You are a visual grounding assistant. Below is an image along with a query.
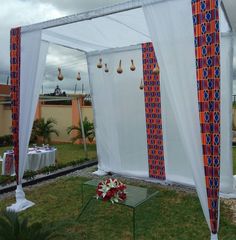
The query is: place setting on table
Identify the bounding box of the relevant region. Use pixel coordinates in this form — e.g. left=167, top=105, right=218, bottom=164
left=1, top=144, right=57, bottom=176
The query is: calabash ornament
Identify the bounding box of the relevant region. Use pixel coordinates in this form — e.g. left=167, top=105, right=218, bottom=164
left=130, top=59, right=136, bottom=71
left=139, top=78, right=144, bottom=90
left=153, top=64, right=160, bottom=75
left=97, top=58, right=103, bottom=68
left=117, top=60, right=123, bottom=74
left=104, top=64, right=109, bottom=73
left=77, top=72, right=81, bottom=81
left=57, top=67, right=64, bottom=81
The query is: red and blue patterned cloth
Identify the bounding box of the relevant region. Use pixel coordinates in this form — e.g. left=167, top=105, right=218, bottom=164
left=142, top=42, right=166, bottom=180
left=191, top=0, right=220, bottom=234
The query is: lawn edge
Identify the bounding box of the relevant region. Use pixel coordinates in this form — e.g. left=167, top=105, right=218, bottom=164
left=0, top=159, right=98, bottom=194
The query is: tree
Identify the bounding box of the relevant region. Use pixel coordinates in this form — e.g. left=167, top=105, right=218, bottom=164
left=67, top=117, right=95, bottom=143
left=32, top=118, right=59, bottom=144
left=0, top=210, right=55, bottom=240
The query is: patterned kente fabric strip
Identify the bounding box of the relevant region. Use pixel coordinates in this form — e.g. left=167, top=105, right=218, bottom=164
left=142, top=42, right=165, bottom=180
left=10, top=27, right=21, bottom=184
left=191, top=0, right=220, bottom=234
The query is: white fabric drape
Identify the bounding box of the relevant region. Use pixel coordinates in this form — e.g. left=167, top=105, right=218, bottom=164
left=19, top=31, right=48, bottom=183
left=220, top=34, right=234, bottom=193
left=7, top=30, right=48, bottom=212
left=143, top=0, right=211, bottom=233
left=87, top=46, right=149, bottom=177
left=38, top=0, right=234, bottom=194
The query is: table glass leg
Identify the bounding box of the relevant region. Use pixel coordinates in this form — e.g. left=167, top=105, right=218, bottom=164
left=133, top=208, right=136, bottom=240
left=81, top=184, right=84, bottom=207
left=77, top=197, right=93, bottom=221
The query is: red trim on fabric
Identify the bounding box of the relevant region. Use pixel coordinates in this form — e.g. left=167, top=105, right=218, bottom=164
left=10, top=27, right=21, bottom=184
left=142, top=42, right=166, bottom=180
left=191, top=0, right=220, bottom=234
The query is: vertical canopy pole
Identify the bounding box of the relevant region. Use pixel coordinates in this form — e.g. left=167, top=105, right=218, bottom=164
left=77, top=97, right=88, bottom=159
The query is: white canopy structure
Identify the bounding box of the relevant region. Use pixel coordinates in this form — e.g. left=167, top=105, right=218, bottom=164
left=8, top=0, right=235, bottom=239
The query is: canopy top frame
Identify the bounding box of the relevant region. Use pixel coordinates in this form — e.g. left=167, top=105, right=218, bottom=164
left=20, top=0, right=232, bottom=34
left=21, top=0, right=146, bottom=33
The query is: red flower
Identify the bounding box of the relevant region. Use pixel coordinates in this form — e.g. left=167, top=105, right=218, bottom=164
left=96, top=179, right=127, bottom=203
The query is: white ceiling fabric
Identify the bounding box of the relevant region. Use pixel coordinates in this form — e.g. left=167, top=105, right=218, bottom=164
left=39, top=2, right=231, bottom=53
left=42, top=8, right=151, bottom=52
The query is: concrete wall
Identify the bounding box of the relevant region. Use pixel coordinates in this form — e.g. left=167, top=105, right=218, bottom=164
left=41, top=105, right=72, bottom=143
left=0, top=102, right=94, bottom=143
left=0, top=86, right=94, bottom=142
left=82, top=107, right=93, bottom=122
left=0, top=105, right=11, bottom=136
left=41, top=104, right=94, bottom=143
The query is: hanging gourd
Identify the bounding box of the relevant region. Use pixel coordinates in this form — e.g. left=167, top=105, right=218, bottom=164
left=130, top=59, right=136, bottom=71
left=97, top=58, right=103, bottom=68
left=153, top=64, right=160, bottom=75
left=57, top=67, right=64, bottom=81
left=77, top=72, right=81, bottom=81
left=104, top=63, right=109, bottom=73
left=139, top=78, right=144, bottom=90
left=117, top=60, right=123, bottom=74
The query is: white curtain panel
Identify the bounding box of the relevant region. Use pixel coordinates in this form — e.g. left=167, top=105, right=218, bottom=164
left=220, top=34, right=234, bottom=193
left=19, top=31, right=48, bottom=183
left=87, top=46, right=149, bottom=177
left=143, top=0, right=211, bottom=234
left=87, top=53, right=120, bottom=172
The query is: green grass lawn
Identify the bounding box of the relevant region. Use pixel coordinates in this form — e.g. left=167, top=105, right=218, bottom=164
left=54, top=143, right=97, bottom=164
left=0, top=176, right=235, bottom=239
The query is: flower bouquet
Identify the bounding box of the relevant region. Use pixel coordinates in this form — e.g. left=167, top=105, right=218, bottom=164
left=96, top=178, right=127, bottom=203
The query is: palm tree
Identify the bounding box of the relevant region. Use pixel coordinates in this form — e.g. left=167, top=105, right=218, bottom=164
left=0, top=210, right=55, bottom=240
left=67, top=117, right=95, bottom=143
left=32, top=118, right=59, bottom=144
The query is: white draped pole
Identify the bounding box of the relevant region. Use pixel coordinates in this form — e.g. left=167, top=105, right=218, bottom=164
left=77, top=97, right=88, bottom=159
left=220, top=33, right=234, bottom=194
left=7, top=29, right=48, bottom=212
left=143, top=0, right=222, bottom=238
left=211, top=233, right=218, bottom=240
left=142, top=0, right=212, bottom=238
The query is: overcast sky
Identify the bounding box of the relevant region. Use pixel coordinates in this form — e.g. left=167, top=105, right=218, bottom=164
left=0, top=0, right=125, bottom=94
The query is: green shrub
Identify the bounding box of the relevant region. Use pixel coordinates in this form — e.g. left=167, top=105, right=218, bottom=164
left=0, top=175, right=15, bottom=186
left=0, top=158, right=89, bottom=185
left=23, top=170, right=37, bottom=181
left=0, top=210, right=56, bottom=240
left=0, top=135, right=13, bottom=147
left=31, top=118, right=59, bottom=144
left=67, top=117, right=95, bottom=143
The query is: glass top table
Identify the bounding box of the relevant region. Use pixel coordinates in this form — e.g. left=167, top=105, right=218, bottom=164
left=83, top=179, right=159, bottom=208
left=79, top=179, right=159, bottom=239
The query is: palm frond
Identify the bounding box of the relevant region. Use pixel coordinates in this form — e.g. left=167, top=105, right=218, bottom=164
left=31, top=117, right=59, bottom=144
left=0, top=210, right=55, bottom=240
left=67, top=117, right=95, bottom=142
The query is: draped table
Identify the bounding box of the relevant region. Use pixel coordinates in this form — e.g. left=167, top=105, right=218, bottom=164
left=1, top=147, right=57, bottom=175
